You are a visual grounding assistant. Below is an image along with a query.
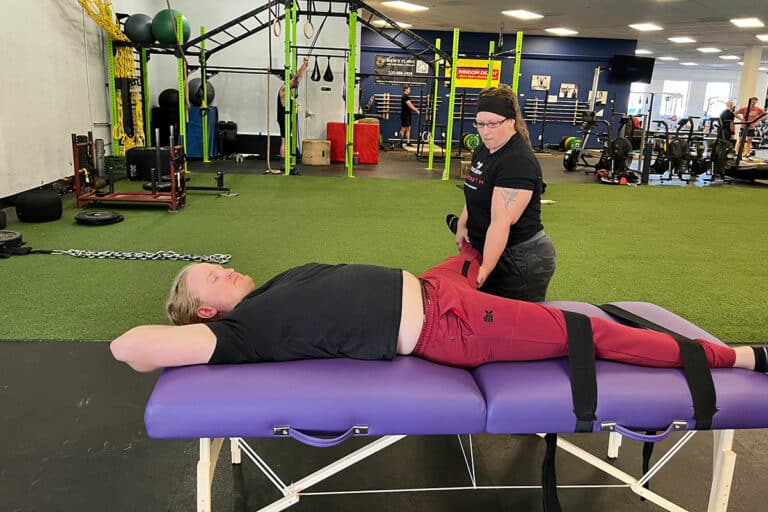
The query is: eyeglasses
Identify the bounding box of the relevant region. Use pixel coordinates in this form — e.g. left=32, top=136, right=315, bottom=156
left=473, top=119, right=508, bottom=129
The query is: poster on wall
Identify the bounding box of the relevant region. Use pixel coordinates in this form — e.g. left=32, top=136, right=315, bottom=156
left=558, top=83, right=579, bottom=99
left=531, top=75, right=551, bottom=91
left=444, top=59, right=502, bottom=89
left=588, top=90, right=608, bottom=105
left=374, top=55, right=431, bottom=85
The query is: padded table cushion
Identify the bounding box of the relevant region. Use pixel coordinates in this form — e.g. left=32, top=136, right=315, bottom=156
left=475, top=301, right=768, bottom=433
left=145, top=356, right=486, bottom=439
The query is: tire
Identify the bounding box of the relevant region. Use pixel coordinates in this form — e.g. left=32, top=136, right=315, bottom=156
left=0, top=230, right=23, bottom=249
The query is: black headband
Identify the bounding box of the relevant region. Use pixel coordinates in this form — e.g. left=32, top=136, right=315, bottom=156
left=477, top=95, right=516, bottom=119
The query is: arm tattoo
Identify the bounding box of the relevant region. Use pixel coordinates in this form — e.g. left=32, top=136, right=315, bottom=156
left=502, top=190, right=520, bottom=209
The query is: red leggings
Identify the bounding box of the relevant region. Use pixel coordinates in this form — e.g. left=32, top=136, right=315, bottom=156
left=413, top=244, right=736, bottom=369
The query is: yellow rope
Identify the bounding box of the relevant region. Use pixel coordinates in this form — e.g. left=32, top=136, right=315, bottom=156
left=79, top=0, right=146, bottom=151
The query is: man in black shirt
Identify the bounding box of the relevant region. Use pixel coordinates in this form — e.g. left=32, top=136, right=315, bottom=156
left=399, top=85, right=419, bottom=147
left=111, top=246, right=766, bottom=376
left=719, top=100, right=735, bottom=141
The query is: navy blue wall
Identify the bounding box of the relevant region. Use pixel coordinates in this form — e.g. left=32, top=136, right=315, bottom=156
left=360, top=29, right=637, bottom=147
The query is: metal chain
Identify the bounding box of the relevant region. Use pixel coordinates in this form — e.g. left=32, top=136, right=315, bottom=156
left=49, top=249, right=231, bottom=264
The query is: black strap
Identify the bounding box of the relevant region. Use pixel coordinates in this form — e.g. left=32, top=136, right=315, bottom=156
left=597, top=304, right=718, bottom=430
left=461, top=260, right=471, bottom=278
left=541, top=433, right=562, bottom=512
left=562, top=311, right=598, bottom=433
left=640, top=435, right=656, bottom=500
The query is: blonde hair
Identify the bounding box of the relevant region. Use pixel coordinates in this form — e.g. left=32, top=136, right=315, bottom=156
left=165, top=263, right=203, bottom=325
left=478, top=84, right=531, bottom=145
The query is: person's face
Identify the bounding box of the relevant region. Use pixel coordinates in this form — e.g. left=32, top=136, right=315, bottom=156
left=186, top=263, right=256, bottom=320
left=404, top=87, right=411, bottom=95
left=475, top=111, right=515, bottom=151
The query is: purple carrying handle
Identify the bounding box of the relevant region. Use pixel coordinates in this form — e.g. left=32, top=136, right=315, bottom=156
left=601, top=420, right=689, bottom=442
left=273, top=425, right=368, bottom=447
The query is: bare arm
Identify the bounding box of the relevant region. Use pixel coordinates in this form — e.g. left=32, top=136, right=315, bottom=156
left=291, top=57, right=310, bottom=87
left=455, top=204, right=469, bottom=249
left=110, top=323, right=217, bottom=372
left=406, top=99, right=419, bottom=114
left=479, top=186, right=533, bottom=285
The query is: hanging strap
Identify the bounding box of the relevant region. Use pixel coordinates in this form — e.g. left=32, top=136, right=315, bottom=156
left=541, top=433, right=562, bottom=512
left=597, top=303, right=718, bottom=430
left=562, top=310, right=598, bottom=432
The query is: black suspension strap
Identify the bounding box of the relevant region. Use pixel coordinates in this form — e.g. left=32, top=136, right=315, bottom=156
left=597, top=303, right=718, bottom=430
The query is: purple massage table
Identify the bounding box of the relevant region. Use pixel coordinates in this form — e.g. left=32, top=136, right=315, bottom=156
left=144, top=302, right=768, bottom=512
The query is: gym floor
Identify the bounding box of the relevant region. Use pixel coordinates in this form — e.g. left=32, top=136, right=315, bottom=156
left=2, top=148, right=766, bottom=512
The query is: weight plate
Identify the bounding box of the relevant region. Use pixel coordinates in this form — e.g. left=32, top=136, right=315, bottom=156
left=0, top=230, right=23, bottom=248
left=75, top=211, right=125, bottom=226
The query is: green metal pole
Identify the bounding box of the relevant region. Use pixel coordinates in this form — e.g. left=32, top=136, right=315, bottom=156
left=107, top=38, right=119, bottom=154
left=427, top=38, right=441, bottom=171
left=512, top=31, right=524, bottom=93
left=290, top=2, right=299, bottom=169
left=442, top=28, right=460, bottom=180
left=176, top=12, right=187, bottom=170
left=141, top=48, right=151, bottom=147
left=486, top=41, right=495, bottom=88
left=283, top=0, right=293, bottom=174
left=200, top=26, right=209, bottom=163
left=346, top=8, right=357, bottom=178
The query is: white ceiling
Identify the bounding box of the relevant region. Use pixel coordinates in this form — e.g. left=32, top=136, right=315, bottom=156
left=370, top=0, right=768, bottom=72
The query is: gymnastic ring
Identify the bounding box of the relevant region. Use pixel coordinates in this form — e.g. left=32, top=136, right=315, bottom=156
left=303, top=20, right=315, bottom=39
left=272, top=19, right=282, bottom=37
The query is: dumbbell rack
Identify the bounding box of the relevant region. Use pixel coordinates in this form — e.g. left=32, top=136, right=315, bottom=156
left=72, top=132, right=187, bottom=211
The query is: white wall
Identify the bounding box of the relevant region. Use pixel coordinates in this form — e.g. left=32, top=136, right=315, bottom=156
left=139, top=1, right=357, bottom=138
left=0, top=1, right=113, bottom=198
left=0, top=1, right=356, bottom=199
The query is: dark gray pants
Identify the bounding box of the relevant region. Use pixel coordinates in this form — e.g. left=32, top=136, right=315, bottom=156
left=479, top=230, right=556, bottom=302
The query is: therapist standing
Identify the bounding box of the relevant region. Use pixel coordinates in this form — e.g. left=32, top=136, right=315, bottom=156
left=449, top=84, right=556, bottom=302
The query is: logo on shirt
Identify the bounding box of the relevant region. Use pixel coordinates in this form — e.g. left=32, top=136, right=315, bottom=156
left=484, top=310, right=494, bottom=323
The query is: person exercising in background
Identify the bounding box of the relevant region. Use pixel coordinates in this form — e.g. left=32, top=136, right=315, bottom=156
left=272, top=57, right=309, bottom=173
left=399, top=85, right=420, bottom=147
left=719, top=100, right=735, bottom=141
left=735, top=97, right=766, bottom=158
left=110, top=243, right=767, bottom=378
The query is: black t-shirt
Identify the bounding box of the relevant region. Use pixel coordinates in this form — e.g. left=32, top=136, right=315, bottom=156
left=720, top=108, right=735, bottom=136
left=207, top=263, right=402, bottom=364
left=401, top=94, right=411, bottom=120
left=465, top=132, right=543, bottom=248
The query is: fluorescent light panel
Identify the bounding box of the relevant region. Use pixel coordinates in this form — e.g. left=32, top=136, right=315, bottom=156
left=757, top=34, right=768, bottom=41
left=681, top=62, right=698, bottom=66
left=501, top=9, right=542, bottom=20
left=759, top=67, right=768, bottom=71
left=668, top=36, right=695, bottom=43
left=635, top=49, right=653, bottom=55
left=719, top=55, right=740, bottom=60
left=545, top=27, right=578, bottom=36
left=380, top=1, right=428, bottom=12
left=730, top=17, right=764, bottom=28
left=697, top=47, right=721, bottom=53
left=372, top=19, right=412, bottom=28
left=629, top=22, right=663, bottom=31
left=658, top=56, right=678, bottom=61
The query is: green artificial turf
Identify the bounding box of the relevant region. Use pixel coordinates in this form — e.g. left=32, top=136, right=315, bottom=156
left=1, top=174, right=767, bottom=342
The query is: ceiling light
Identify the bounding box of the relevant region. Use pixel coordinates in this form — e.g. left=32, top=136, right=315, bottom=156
left=545, top=27, right=578, bottom=36
left=501, top=9, right=543, bottom=20
left=681, top=62, right=698, bottom=66
left=738, top=62, right=744, bottom=66
left=730, top=17, right=764, bottom=28
left=635, top=49, right=653, bottom=55
left=759, top=67, right=768, bottom=71
left=719, top=55, right=740, bottom=60
left=668, top=36, right=695, bottom=43
left=697, top=47, right=721, bottom=53
left=757, top=34, right=768, bottom=41
left=658, top=56, right=678, bottom=61
left=380, top=1, right=428, bottom=12
left=371, top=19, right=412, bottom=28
left=629, top=23, right=663, bottom=31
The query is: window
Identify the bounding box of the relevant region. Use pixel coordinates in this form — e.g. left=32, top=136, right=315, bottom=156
left=702, top=82, right=732, bottom=118
left=627, top=83, right=650, bottom=115
left=660, top=80, right=689, bottom=120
